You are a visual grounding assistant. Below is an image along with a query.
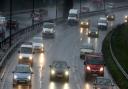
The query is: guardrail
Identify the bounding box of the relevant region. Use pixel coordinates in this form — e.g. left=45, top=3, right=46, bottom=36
left=0, top=17, right=63, bottom=80
left=109, top=27, right=128, bottom=80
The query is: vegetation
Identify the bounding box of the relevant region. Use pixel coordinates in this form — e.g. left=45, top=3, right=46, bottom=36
left=102, top=26, right=128, bottom=89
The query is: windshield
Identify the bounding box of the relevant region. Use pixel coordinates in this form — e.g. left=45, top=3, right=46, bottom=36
left=21, top=47, right=32, bottom=54
left=53, top=61, right=67, bottom=69
left=33, top=38, right=42, bottom=43
left=15, top=66, right=31, bottom=73
left=69, top=14, right=77, bottom=17
left=87, top=57, right=104, bottom=64
left=43, top=23, right=54, bottom=28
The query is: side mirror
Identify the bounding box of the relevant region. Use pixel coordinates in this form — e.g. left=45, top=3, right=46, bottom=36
left=49, top=65, right=52, bottom=67
left=33, top=52, right=35, bottom=54
left=67, top=66, right=70, bottom=69
left=12, top=71, right=15, bottom=73
left=18, top=50, right=20, bottom=53
left=84, top=61, right=86, bottom=65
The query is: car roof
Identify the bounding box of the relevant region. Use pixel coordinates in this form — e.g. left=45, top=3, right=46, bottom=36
left=69, top=9, right=78, bottom=14
left=81, top=43, right=93, bottom=49
left=90, top=28, right=98, bottom=31
left=21, top=42, right=33, bottom=48
left=16, top=64, right=30, bottom=67
left=43, top=22, right=54, bottom=25
left=95, top=77, right=112, bottom=85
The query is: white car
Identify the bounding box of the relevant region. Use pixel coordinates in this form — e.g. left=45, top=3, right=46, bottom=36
left=32, top=37, right=44, bottom=52
left=18, top=42, right=34, bottom=66
left=80, top=43, right=94, bottom=59
left=97, top=17, right=108, bottom=30
left=42, top=22, right=55, bottom=38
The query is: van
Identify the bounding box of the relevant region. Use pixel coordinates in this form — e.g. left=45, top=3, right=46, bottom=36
left=68, top=9, right=79, bottom=25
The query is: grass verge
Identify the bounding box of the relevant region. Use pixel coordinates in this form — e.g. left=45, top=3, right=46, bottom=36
left=102, top=29, right=128, bottom=89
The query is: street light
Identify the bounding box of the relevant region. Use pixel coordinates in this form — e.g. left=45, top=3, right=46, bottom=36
left=9, top=0, right=12, bottom=47
left=56, top=0, right=58, bottom=20
left=32, top=0, right=35, bottom=30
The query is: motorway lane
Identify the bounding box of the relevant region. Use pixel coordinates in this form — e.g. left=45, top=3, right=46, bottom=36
left=2, top=6, right=128, bottom=89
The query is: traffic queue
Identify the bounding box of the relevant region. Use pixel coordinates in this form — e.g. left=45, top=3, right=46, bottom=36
left=11, top=8, right=121, bottom=89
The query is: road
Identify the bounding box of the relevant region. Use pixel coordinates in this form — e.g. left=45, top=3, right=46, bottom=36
left=1, top=8, right=128, bottom=89
left=1, top=1, right=128, bottom=89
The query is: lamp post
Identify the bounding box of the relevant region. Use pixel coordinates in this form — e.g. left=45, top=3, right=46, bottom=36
left=56, top=0, right=58, bottom=20
left=32, top=0, right=35, bottom=30
left=9, top=0, right=12, bottom=47
left=80, top=0, right=81, bottom=16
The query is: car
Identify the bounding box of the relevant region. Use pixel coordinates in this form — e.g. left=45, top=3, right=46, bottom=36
left=97, top=17, right=108, bottom=30
left=124, top=15, right=128, bottom=23
left=0, top=16, right=6, bottom=25
left=31, top=10, right=42, bottom=22
left=80, top=19, right=90, bottom=29
left=32, top=37, right=44, bottom=53
left=88, top=28, right=99, bottom=38
left=80, top=43, right=94, bottom=59
left=106, top=14, right=115, bottom=21
left=93, top=77, right=114, bottom=89
left=42, top=22, right=55, bottom=38
left=6, top=20, right=19, bottom=29
left=80, top=6, right=90, bottom=14
left=12, top=64, right=33, bottom=87
left=18, top=42, right=34, bottom=66
left=49, top=60, right=70, bottom=82
left=84, top=53, right=104, bottom=80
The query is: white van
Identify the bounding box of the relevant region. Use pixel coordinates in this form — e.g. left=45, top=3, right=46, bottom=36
left=68, top=9, right=79, bottom=25
left=18, top=42, right=34, bottom=66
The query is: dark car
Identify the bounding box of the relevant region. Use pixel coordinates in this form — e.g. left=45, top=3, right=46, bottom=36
left=6, top=20, right=19, bottom=29
left=12, top=64, right=33, bottom=87
left=49, top=60, right=70, bottom=82
left=88, top=28, right=99, bottom=38
left=84, top=53, right=104, bottom=80
left=106, top=14, right=115, bottom=21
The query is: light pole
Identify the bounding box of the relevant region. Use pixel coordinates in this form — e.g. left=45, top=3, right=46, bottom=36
left=32, top=0, right=35, bottom=30
left=80, top=0, right=81, bottom=16
left=9, top=0, right=12, bottom=47
left=56, top=0, right=58, bottom=20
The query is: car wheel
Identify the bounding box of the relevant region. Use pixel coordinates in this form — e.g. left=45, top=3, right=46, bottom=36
left=65, top=77, right=69, bottom=82
left=50, top=76, right=54, bottom=81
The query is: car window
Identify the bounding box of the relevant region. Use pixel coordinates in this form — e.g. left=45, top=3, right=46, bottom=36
left=87, top=57, right=103, bottom=64
left=33, top=38, right=42, bottom=43
left=15, top=66, right=31, bottom=73
left=21, top=47, right=32, bottom=54
left=43, top=23, right=54, bottom=28
left=53, top=61, right=67, bottom=68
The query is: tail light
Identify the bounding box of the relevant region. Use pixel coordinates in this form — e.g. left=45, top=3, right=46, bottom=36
left=86, top=65, right=91, bottom=71
left=100, top=67, right=104, bottom=72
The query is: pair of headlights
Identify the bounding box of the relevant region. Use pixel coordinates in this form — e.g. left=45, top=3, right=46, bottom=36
left=51, top=69, right=69, bottom=76
left=19, top=55, right=32, bottom=60
left=14, top=75, right=31, bottom=80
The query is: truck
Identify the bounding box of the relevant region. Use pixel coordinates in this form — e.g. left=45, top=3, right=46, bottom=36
left=84, top=53, right=104, bottom=80
left=67, top=9, right=79, bottom=25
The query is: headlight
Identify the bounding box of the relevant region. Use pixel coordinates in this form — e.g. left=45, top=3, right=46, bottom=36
left=51, top=69, right=55, bottom=75
left=125, top=20, right=127, bottom=22
left=87, top=66, right=91, bottom=71
left=14, top=75, right=17, bottom=79
left=96, top=32, right=98, bottom=34
left=29, top=56, right=32, bottom=60
left=100, top=67, right=104, bottom=72
left=88, top=31, right=91, bottom=34
left=86, top=22, right=88, bottom=25
left=42, top=44, right=44, bottom=47
left=125, top=16, right=128, bottom=18
left=65, top=70, right=69, bottom=76
left=81, top=22, right=83, bottom=24
left=19, top=55, right=22, bottom=59
left=27, top=76, right=31, bottom=80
